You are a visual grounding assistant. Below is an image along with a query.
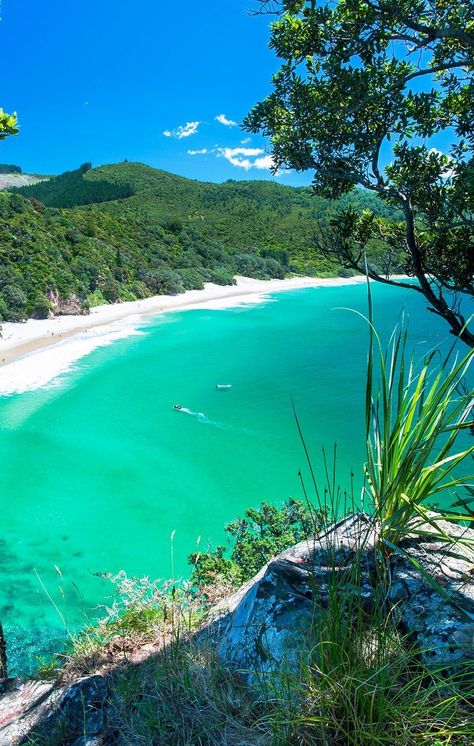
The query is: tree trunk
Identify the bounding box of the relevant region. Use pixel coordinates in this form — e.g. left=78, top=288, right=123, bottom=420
left=404, top=204, right=474, bottom=348
left=0, top=621, right=7, bottom=679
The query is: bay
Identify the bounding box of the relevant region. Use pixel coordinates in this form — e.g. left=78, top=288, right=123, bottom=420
left=0, top=282, right=460, bottom=672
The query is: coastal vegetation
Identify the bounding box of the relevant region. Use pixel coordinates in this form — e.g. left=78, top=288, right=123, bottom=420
left=189, top=497, right=326, bottom=588
left=246, top=0, right=474, bottom=345
left=16, top=162, right=135, bottom=208
left=54, top=550, right=473, bottom=746
left=0, top=161, right=401, bottom=321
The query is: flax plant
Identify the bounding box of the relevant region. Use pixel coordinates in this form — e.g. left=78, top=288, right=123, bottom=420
left=364, top=316, right=474, bottom=549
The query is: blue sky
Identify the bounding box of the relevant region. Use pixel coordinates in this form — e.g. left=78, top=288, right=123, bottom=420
left=0, top=0, right=454, bottom=186
left=0, top=0, right=312, bottom=185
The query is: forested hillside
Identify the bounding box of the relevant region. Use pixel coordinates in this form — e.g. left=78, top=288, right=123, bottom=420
left=0, top=162, right=401, bottom=321
left=17, top=162, right=134, bottom=207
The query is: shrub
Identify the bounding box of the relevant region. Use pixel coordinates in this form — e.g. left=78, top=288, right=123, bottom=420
left=162, top=217, right=183, bottom=234
left=151, top=268, right=184, bottom=295
left=338, top=267, right=356, bottom=278
left=205, top=268, right=236, bottom=286
left=189, top=498, right=326, bottom=588
left=30, top=298, right=52, bottom=319
left=1, top=284, right=28, bottom=320
left=178, top=268, right=205, bottom=290
left=260, top=247, right=290, bottom=267
left=263, top=256, right=286, bottom=279
left=0, top=298, right=8, bottom=321
left=101, top=278, right=121, bottom=303
left=64, top=228, right=83, bottom=244
left=86, top=289, right=107, bottom=307
left=234, top=252, right=269, bottom=278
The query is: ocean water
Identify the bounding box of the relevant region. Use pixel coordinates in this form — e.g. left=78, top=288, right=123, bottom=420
left=0, top=283, right=466, bottom=673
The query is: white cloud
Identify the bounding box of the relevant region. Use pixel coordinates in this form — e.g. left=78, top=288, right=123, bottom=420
left=253, top=154, right=276, bottom=170
left=163, top=121, right=200, bottom=139
left=215, top=114, right=238, bottom=127
left=224, top=147, right=263, bottom=157
left=218, top=147, right=276, bottom=172
left=241, top=137, right=252, bottom=144
left=187, top=148, right=208, bottom=155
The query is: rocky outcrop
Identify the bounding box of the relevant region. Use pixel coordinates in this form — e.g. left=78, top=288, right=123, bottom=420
left=46, top=291, right=88, bottom=316
left=0, top=675, right=108, bottom=745
left=207, top=514, right=474, bottom=684
left=389, top=518, right=474, bottom=671
left=205, top=514, right=377, bottom=682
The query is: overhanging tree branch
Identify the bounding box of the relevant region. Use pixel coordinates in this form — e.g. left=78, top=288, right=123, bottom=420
left=247, top=0, right=474, bottom=345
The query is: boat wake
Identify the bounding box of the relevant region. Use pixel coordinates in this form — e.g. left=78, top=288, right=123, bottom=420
left=175, top=407, right=248, bottom=433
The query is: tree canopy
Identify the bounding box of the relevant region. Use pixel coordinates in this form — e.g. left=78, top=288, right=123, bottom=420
left=245, top=0, right=474, bottom=345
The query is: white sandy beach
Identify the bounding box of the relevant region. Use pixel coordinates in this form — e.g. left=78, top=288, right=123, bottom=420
left=0, top=274, right=374, bottom=395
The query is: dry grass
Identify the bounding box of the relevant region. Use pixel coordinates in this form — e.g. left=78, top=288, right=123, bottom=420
left=106, top=641, right=270, bottom=746
left=57, top=573, right=271, bottom=745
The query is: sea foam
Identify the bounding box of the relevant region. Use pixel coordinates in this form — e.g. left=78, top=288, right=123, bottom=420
left=0, top=321, right=144, bottom=396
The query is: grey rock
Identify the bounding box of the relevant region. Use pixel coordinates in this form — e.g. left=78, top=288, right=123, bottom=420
left=210, top=513, right=474, bottom=684
left=210, top=514, right=378, bottom=683
left=54, top=675, right=108, bottom=737
left=0, top=675, right=108, bottom=745
left=390, top=518, right=474, bottom=672
left=0, top=680, right=55, bottom=744
left=46, top=290, right=88, bottom=316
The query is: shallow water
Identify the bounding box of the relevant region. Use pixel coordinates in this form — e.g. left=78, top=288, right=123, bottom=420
left=0, top=283, right=465, bottom=673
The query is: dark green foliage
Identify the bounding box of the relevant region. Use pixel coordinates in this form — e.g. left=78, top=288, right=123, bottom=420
left=204, top=268, right=237, bottom=286
left=16, top=163, right=134, bottom=207
left=189, top=498, right=327, bottom=588
left=1, top=284, right=27, bottom=321
left=234, top=252, right=286, bottom=279
left=30, top=299, right=52, bottom=320
left=338, top=267, right=357, bottom=278
left=188, top=545, right=242, bottom=588
left=178, top=268, right=206, bottom=290
left=162, top=216, right=183, bottom=234
left=0, top=164, right=21, bottom=174
left=0, top=161, right=397, bottom=320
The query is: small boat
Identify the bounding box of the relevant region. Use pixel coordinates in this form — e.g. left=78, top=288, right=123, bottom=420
left=173, top=404, right=182, bottom=410
left=215, top=384, right=232, bottom=390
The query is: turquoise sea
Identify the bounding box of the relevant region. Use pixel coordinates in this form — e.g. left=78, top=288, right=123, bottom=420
left=0, top=282, right=465, bottom=673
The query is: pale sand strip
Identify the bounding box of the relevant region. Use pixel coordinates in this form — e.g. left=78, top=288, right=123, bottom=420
left=0, top=275, right=373, bottom=363
left=0, top=274, right=395, bottom=394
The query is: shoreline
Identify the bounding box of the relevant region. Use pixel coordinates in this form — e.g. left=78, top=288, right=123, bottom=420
left=0, top=274, right=396, bottom=396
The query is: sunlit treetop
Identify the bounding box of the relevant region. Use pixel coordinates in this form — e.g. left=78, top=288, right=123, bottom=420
left=0, top=108, right=18, bottom=141
left=247, top=0, right=473, bottom=193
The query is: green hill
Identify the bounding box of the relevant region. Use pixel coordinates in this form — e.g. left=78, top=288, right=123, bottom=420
left=0, top=162, right=400, bottom=321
